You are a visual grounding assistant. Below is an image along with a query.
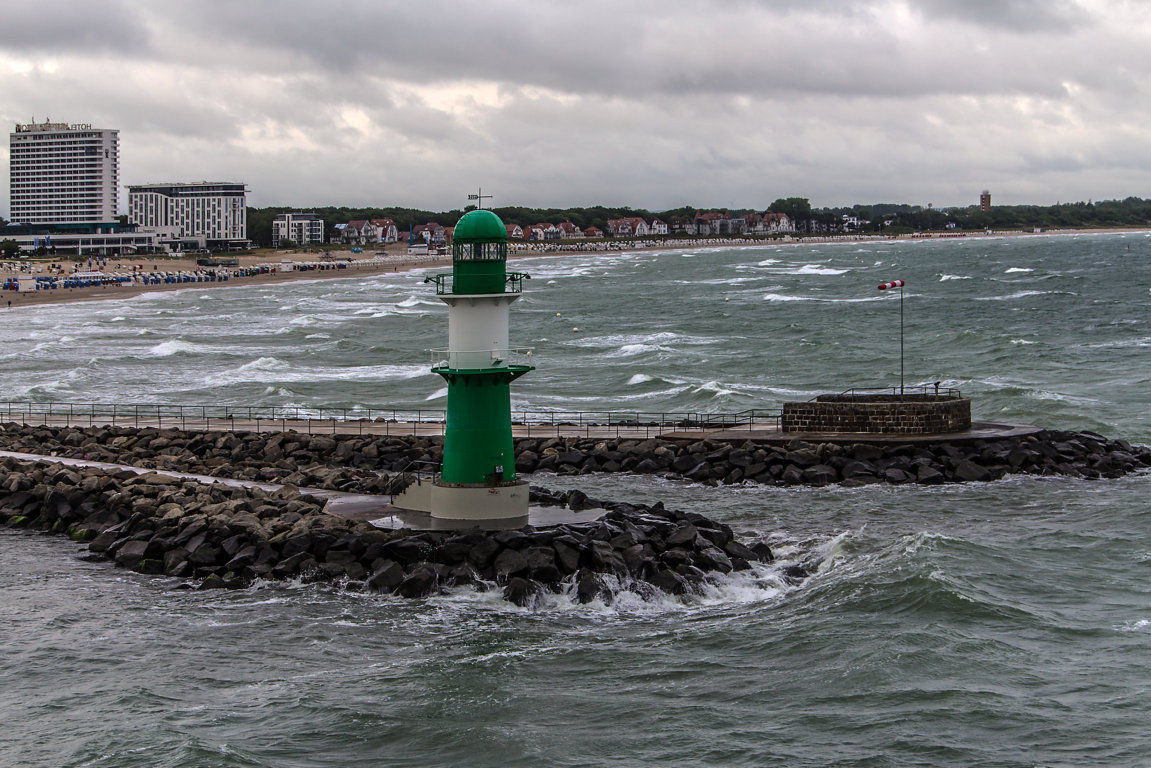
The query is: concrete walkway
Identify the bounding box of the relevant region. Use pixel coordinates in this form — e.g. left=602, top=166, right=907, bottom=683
left=693, top=421, right=1044, bottom=445
left=2, top=414, right=1039, bottom=445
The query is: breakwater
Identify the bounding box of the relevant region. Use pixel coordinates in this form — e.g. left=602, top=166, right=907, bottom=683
left=2, top=421, right=1145, bottom=604
left=1, top=423, right=1147, bottom=493
left=0, top=454, right=775, bottom=605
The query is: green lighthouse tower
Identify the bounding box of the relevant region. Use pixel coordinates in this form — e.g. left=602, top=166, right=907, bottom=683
left=392, top=208, right=533, bottom=527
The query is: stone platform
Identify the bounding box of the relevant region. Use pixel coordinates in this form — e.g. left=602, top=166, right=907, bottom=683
left=687, top=420, right=1043, bottom=446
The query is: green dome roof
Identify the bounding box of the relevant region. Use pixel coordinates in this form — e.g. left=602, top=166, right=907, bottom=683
left=453, top=209, right=507, bottom=243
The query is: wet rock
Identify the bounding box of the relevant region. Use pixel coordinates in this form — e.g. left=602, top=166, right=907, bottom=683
left=952, top=459, right=990, bottom=482
left=493, top=548, right=530, bottom=580
left=395, top=565, right=438, bottom=599
left=503, top=577, right=541, bottom=607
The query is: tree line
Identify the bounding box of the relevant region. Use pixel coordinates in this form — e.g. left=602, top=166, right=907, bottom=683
left=10, top=197, right=1151, bottom=253
left=246, top=197, right=1151, bottom=246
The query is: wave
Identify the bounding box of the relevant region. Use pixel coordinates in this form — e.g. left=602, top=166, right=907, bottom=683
left=974, top=290, right=1066, bottom=301
left=763, top=293, right=883, bottom=303
left=202, top=359, right=429, bottom=387
left=1004, top=267, right=1034, bottom=273
left=756, top=263, right=850, bottom=276
left=938, top=274, right=970, bottom=281
left=396, top=296, right=440, bottom=308
left=568, top=331, right=719, bottom=349
left=146, top=339, right=202, bottom=357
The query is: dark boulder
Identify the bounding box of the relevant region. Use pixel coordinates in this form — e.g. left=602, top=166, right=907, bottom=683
left=395, top=565, right=438, bottom=599
left=503, top=577, right=542, bottom=607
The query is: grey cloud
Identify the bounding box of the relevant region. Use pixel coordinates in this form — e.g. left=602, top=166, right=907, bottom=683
left=912, top=0, right=1091, bottom=32
left=1, top=0, right=1148, bottom=215
left=0, top=0, right=150, bottom=53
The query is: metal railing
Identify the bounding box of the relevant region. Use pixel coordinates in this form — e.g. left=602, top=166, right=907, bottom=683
left=428, top=347, right=535, bottom=369
left=819, top=385, right=963, bottom=401
left=423, top=271, right=529, bottom=295
left=0, top=400, right=782, bottom=438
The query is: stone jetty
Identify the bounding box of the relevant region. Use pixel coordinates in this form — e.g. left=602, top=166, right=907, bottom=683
left=0, top=455, right=775, bottom=605
left=2, top=423, right=1147, bottom=603
left=0, top=423, right=1147, bottom=493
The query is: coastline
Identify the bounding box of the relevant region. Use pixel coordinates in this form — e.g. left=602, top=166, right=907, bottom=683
left=3, top=226, right=1146, bottom=309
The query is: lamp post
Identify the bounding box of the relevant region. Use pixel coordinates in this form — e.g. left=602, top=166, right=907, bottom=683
left=877, top=279, right=905, bottom=394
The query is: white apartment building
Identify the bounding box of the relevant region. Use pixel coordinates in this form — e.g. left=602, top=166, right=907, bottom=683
left=127, top=182, right=249, bottom=250
left=272, top=212, right=325, bottom=247
left=9, top=121, right=119, bottom=224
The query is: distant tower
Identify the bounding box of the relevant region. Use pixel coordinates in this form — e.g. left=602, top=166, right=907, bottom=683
left=980, top=190, right=991, bottom=211
left=392, top=208, right=534, bottom=527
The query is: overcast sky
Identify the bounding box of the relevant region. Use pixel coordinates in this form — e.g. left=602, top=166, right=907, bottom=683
left=3, top=0, right=1149, bottom=215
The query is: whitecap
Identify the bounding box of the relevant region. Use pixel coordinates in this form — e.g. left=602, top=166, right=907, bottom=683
left=425, top=387, right=448, bottom=401
left=627, top=373, right=654, bottom=385
left=974, top=290, right=1054, bottom=301
left=610, top=343, right=665, bottom=357
left=147, top=339, right=200, bottom=357
left=938, top=274, right=970, bottom=281
left=397, top=296, right=439, bottom=308
left=763, top=293, right=882, bottom=304
left=694, top=380, right=737, bottom=397
left=288, top=315, right=318, bottom=327
left=756, top=262, right=850, bottom=276
left=1004, top=267, right=1033, bottom=273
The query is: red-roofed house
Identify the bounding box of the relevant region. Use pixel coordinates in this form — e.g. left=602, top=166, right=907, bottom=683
left=757, top=212, right=795, bottom=233
left=370, top=218, right=399, bottom=243
left=528, top=223, right=560, bottom=240
left=584, top=226, right=604, bottom=238
left=342, top=220, right=378, bottom=244
left=412, top=222, right=448, bottom=245
left=557, top=222, right=583, bottom=238
left=606, top=218, right=632, bottom=237
left=506, top=224, right=524, bottom=239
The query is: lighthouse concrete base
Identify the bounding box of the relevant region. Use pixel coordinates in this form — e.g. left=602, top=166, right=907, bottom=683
left=388, top=479, right=532, bottom=530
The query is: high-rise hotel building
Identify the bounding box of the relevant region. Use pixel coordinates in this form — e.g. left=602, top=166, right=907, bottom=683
left=127, top=182, right=249, bottom=249
left=9, top=121, right=119, bottom=224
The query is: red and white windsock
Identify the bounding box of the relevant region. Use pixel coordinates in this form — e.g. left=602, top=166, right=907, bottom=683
left=877, top=279, right=905, bottom=290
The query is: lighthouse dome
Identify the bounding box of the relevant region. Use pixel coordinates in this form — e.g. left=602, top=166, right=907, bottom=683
left=453, top=209, right=507, bottom=243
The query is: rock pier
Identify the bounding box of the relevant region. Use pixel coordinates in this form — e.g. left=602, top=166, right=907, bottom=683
left=0, top=455, right=775, bottom=605
left=0, top=423, right=1147, bottom=492
left=2, top=422, right=1147, bottom=604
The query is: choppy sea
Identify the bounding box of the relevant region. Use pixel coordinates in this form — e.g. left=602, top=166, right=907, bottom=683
left=2, top=232, right=1150, bottom=767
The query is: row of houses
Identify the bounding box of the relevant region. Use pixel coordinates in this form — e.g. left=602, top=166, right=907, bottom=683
left=276, top=209, right=797, bottom=248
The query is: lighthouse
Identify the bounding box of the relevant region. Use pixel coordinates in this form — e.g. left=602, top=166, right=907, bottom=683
left=391, top=208, right=533, bottom=528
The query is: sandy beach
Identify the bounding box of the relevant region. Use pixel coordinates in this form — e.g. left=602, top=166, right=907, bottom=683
left=2, top=227, right=1145, bottom=309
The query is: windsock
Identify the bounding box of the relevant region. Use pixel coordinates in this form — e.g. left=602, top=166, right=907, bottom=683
left=877, top=279, right=905, bottom=290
